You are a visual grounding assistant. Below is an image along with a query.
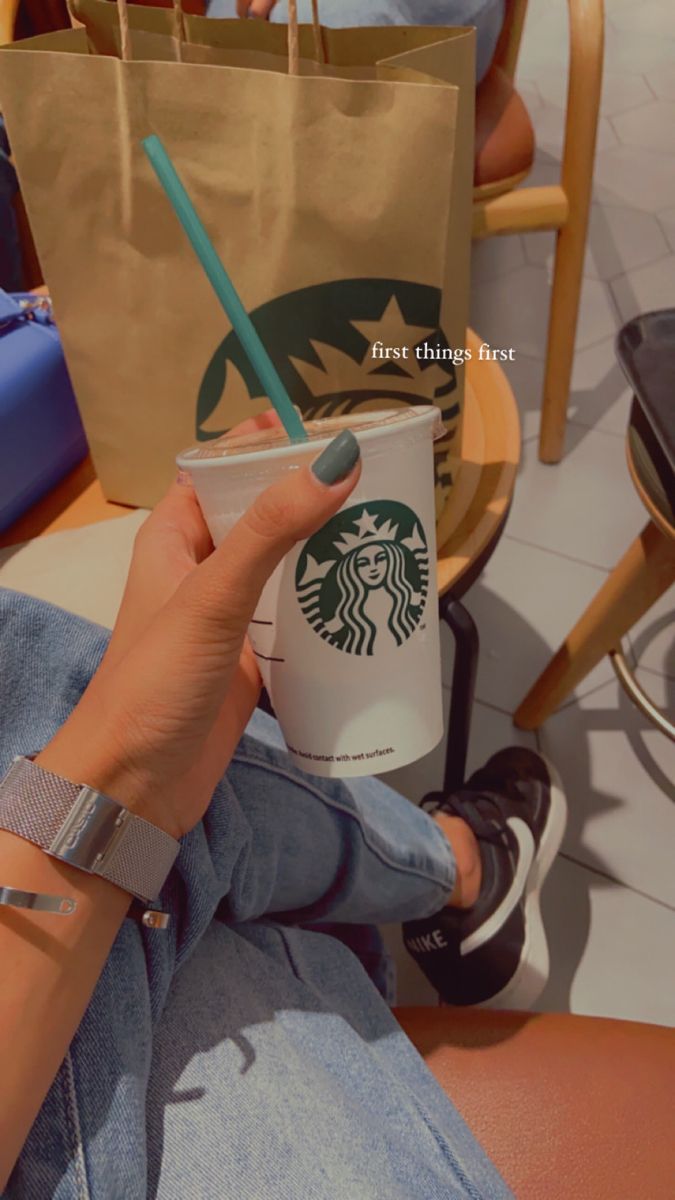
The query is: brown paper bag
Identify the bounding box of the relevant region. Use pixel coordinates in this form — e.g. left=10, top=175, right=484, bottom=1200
left=0, top=0, right=474, bottom=543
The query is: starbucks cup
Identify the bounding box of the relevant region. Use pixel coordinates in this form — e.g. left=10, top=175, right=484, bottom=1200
left=177, top=406, right=445, bottom=778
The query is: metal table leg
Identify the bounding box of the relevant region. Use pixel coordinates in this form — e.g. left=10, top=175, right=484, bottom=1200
left=423, top=592, right=479, bottom=805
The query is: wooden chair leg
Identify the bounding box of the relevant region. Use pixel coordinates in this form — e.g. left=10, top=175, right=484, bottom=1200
left=538, top=0, right=605, bottom=463
left=514, top=520, right=675, bottom=730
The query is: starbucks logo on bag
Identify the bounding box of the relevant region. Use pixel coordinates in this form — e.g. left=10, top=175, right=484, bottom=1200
left=197, top=278, right=460, bottom=512
left=296, top=501, right=429, bottom=656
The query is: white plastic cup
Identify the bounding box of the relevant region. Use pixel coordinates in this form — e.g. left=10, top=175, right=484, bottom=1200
left=177, top=406, right=445, bottom=778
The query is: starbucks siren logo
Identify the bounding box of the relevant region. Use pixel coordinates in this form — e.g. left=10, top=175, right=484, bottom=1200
left=296, top=500, right=429, bottom=656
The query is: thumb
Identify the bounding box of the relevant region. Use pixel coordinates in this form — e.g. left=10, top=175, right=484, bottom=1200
left=173, top=428, right=361, bottom=645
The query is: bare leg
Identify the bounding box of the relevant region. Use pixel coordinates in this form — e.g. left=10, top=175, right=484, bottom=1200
left=396, top=1006, right=675, bottom=1200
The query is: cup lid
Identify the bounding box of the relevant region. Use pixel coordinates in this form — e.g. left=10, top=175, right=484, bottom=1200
left=177, top=405, right=444, bottom=469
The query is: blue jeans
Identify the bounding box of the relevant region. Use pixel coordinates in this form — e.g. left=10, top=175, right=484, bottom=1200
left=0, top=590, right=512, bottom=1199
left=206, top=0, right=506, bottom=82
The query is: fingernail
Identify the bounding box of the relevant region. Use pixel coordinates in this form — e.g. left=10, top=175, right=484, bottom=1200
left=311, top=429, right=360, bottom=485
left=176, top=469, right=193, bottom=487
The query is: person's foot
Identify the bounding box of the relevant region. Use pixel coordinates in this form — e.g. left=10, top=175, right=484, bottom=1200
left=402, top=748, right=567, bottom=1008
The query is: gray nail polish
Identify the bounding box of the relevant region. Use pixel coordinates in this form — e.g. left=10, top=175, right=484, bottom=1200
left=311, top=429, right=360, bottom=485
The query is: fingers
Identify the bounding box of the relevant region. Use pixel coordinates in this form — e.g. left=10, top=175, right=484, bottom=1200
left=248, top=0, right=277, bottom=17
left=88, top=431, right=359, bottom=786
left=237, top=0, right=276, bottom=17
left=136, top=478, right=213, bottom=565
left=104, top=480, right=213, bottom=669
left=107, top=410, right=284, bottom=667
left=225, top=409, right=282, bottom=439
left=174, top=429, right=361, bottom=641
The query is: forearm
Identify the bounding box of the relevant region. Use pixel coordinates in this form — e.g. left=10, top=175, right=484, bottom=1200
left=0, top=830, right=130, bottom=1189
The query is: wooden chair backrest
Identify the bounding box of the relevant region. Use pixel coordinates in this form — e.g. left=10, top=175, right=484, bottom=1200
left=0, top=0, right=20, bottom=45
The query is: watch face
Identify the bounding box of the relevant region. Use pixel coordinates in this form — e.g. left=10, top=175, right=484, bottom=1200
left=0, top=758, right=178, bottom=906
left=49, top=787, right=128, bottom=872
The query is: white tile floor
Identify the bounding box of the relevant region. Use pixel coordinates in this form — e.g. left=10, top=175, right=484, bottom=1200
left=1, top=0, right=673, bottom=1028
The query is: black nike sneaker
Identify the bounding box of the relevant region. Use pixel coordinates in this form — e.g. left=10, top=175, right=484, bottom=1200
left=402, top=748, right=567, bottom=1009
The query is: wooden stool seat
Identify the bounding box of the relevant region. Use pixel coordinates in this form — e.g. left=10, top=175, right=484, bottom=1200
left=436, top=328, right=520, bottom=596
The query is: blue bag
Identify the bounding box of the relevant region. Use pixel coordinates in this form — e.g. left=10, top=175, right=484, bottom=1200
left=0, top=290, right=88, bottom=533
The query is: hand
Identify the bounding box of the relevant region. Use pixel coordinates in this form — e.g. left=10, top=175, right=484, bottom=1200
left=37, top=419, right=361, bottom=841
left=236, top=0, right=277, bottom=18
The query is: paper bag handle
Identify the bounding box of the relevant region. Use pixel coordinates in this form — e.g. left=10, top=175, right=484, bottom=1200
left=283, top=2, right=326, bottom=74
left=116, top=0, right=325, bottom=71
left=116, top=0, right=186, bottom=62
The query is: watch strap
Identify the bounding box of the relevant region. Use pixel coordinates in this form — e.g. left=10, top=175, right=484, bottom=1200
left=0, top=757, right=179, bottom=904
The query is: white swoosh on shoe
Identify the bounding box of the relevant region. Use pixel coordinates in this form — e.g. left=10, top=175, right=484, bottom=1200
left=460, top=818, right=536, bottom=957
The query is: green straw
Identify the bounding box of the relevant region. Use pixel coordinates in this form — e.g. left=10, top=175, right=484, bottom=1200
left=142, top=134, right=307, bottom=443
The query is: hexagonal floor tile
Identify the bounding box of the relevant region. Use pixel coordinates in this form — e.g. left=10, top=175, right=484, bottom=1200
left=381, top=693, right=537, bottom=809
left=646, top=63, right=675, bottom=102
left=535, top=854, right=675, bottom=1025
left=602, top=25, right=675, bottom=74
left=516, top=79, right=543, bottom=115
left=634, top=668, right=675, bottom=711
left=539, top=677, right=675, bottom=906
left=599, top=71, right=654, bottom=117
left=471, top=236, right=526, bottom=286
left=612, top=100, right=675, bottom=155
left=506, top=425, right=646, bottom=571
left=567, top=337, right=633, bottom=437
left=610, top=0, right=675, bottom=38
left=526, top=68, right=567, bottom=111
left=470, top=266, right=616, bottom=358
left=657, top=206, right=675, bottom=251
left=522, top=155, right=561, bottom=190
left=386, top=847, right=675, bottom=1019
left=628, top=585, right=675, bottom=681
left=521, top=230, right=556, bottom=275
left=611, top=254, right=675, bottom=322
left=532, top=107, right=618, bottom=158
left=454, top=535, right=617, bottom=713
left=499, top=352, right=546, bottom=444
left=593, top=145, right=675, bottom=212
left=523, top=204, right=669, bottom=283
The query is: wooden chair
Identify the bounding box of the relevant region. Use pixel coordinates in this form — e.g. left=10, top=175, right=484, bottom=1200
left=514, top=312, right=675, bottom=735
left=473, top=0, right=605, bottom=465
left=0, top=0, right=19, bottom=51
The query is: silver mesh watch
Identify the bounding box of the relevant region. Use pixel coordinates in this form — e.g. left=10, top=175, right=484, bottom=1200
left=0, top=756, right=180, bottom=929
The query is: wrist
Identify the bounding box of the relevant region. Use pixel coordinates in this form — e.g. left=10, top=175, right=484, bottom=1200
left=0, top=829, right=132, bottom=929
left=35, top=722, right=182, bottom=841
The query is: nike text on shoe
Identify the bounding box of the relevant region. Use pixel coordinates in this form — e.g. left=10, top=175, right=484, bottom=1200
left=402, top=748, right=567, bottom=1009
